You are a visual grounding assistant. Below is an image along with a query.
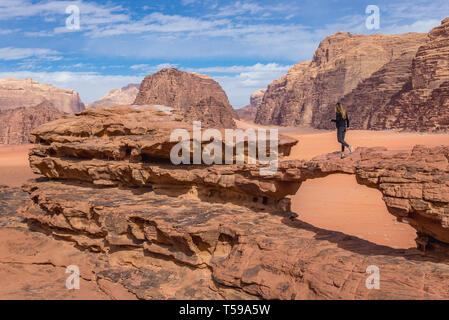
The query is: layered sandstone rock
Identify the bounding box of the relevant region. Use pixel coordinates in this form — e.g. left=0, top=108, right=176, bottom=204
left=236, top=105, right=257, bottom=122
left=0, top=100, right=65, bottom=144
left=255, top=32, right=428, bottom=128
left=26, top=106, right=449, bottom=246
left=371, top=18, right=449, bottom=131
left=0, top=78, right=85, bottom=113
left=16, top=179, right=449, bottom=299
left=134, top=68, right=237, bottom=128
left=9, top=105, right=449, bottom=299
left=236, top=89, right=266, bottom=122
left=87, top=83, right=140, bottom=109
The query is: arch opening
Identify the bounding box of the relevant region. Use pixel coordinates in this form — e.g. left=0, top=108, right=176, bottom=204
left=291, top=173, right=417, bottom=249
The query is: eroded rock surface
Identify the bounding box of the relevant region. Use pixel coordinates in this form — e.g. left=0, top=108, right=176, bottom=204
left=0, top=100, right=64, bottom=144
left=7, top=105, right=449, bottom=299
left=14, top=175, right=449, bottom=299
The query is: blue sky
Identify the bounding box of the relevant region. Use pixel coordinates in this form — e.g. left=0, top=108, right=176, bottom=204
left=0, top=0, right=448, bottom=107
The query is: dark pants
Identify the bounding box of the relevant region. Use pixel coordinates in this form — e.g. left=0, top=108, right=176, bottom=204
left=337, top=126, right=349, bottom=152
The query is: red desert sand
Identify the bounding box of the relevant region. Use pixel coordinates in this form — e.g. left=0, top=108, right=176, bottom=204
left=0, top=144, right=38, bottom=187
left=1, top=125, right=448, bottom=249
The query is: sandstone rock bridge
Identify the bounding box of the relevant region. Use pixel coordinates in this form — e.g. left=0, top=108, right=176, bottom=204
left=17, top=105, right=449, bottom=299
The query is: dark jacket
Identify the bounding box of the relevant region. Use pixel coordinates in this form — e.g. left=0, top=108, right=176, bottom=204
left=331, top=112, right=349, bottom=128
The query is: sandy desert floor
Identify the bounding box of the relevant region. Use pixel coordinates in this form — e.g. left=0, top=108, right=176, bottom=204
left=1, top=125, right=448, bottom=250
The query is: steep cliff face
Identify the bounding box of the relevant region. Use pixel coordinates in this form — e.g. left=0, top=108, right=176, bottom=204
left=134, top=68, right=237, bottom=128
left=236, top=89, right=266, bottom=122
left=371, top=18, right=449, bottom=132
left=0, top=78, right=85, bottom=113
left=87, top=83, right=140, bottom=109
left=255, top=32, right=428, bottom=128
left=340, top=47, right=424, bottom=129
left=0, top=100, right=64, bottom=144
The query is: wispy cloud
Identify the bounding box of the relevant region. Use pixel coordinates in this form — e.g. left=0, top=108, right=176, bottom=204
left=194, top=63, right=292, bottom=107
left=0, top=29, right=20, bottom=35
left=130, top=63, right=179, bottom=73
left=211, top=1, right=291, bottom=18
left=0, top=47, right=61, bottom=61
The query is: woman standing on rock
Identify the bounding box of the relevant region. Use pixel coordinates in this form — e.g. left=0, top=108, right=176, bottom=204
left=331, top=102, right=353, bottom=158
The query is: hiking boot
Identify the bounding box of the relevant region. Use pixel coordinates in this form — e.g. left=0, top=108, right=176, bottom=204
left=349, top=146, right=353, bottom=153
left=340, top=152, right=345, bottom=159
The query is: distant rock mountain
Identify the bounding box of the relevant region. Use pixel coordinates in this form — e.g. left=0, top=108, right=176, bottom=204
left=255, top=31, right=429, bottom=129
left=134, top=68, right=237, bottom=128
left=0, top=78, right=85, bottom=113
left=236, top=89, right=266, bottom=122
left=0, top=100, right=65, bottom=144
left=250, top=89, right=266, bottom=109
left=371, top=18, right=449, bottom=132
left=87, top=83, right=140, bottom=109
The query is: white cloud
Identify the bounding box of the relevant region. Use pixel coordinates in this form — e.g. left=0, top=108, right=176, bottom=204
left=0, top=47, right=61, bottom=61
left=0, top=29, right=19, bottom=35
left=213, top=1, right=265, bottom=17
left=381, top=19, right=441, bottom=35
left=181, top=0, right=200, bottom=5
left=194, top=63, right=292, bottom=108
left=187, top=63, right=290, bottom=75
left=130, top=63, right=178, bottom=73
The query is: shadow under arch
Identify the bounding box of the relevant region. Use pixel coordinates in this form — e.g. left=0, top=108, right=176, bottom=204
left=289, top=173, right=419, bottom=249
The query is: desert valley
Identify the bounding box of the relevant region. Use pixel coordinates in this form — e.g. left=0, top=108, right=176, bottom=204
left=0, top=15, right=449, bottom=300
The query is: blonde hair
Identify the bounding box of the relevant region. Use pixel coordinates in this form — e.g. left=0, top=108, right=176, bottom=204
left=335, top=102, right=347, bottom=120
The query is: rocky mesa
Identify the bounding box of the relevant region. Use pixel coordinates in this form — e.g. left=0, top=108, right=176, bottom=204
left=134, top=68, right=237, bottom=128
left=0, top=78, right=85, bottom=113
left=254, top=18, right=449, bottom=132
left=370, top=18, right=449, bottom=132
